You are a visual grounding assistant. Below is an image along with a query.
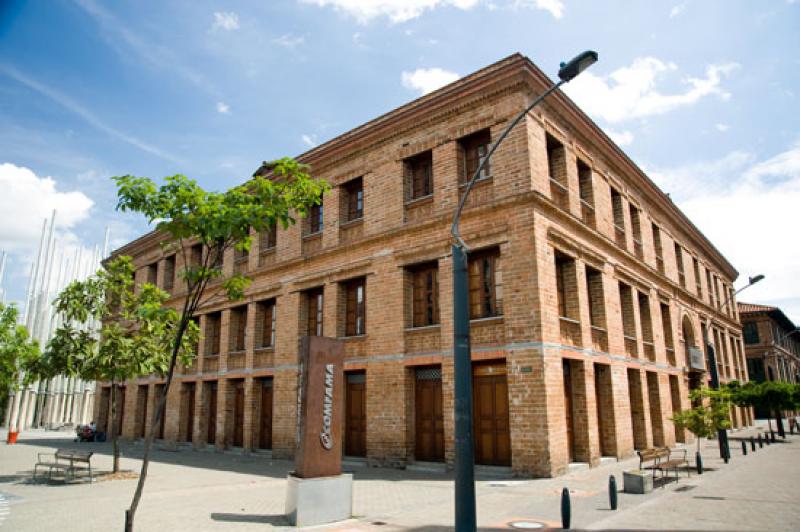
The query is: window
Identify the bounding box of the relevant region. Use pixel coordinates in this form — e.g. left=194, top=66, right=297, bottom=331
left=692, top=258, right=702, bottom=298
left=405, top=151, right=433, bottom=200
left=233, top=246, right=248, bottom=274
left=468, top=248, right=502, bottom=319
left=638, top=292, right=654, bottom=360
left=743, top=322, right=760, bottom=344
left=256, top=299, right=276, bottom=348
left=229, top=306, right=247, bottom=352
left=652, top=224, right=664, bottom=274
left=661, top=302, right=675, bottom=364
left=585, top=266, right=605, bottom=328
left=146, top=262, right=158, bottom=285
left=554, top=252, right=578, bottom=320
left=163, top=255, right=175, bottom=291
left=706, top=269, right=715, bottom=307
left=190, top=243, right=203, bottom=268
left=619, top=282, right=637, bottom=355
left=630, top=205, right=643, bottom=259
left=259, top=223, right=277, bottom=252
left=674, top=243, right=685, bottom=288
left=546, top=133, right=568, bottom=210
left=410, top=263, right=439, bottom=327
left=205, top=312, right=221, bottom=356
left=577, top=159, right=595, bottom=227
left=342, top=177, right=363, bottom=222
left=308, top=202, right=323, bottom=235
left=611, top=188, right=626, bottom=247
left=344, top=277, right=366, bottom=336
left=458, top=129, right=491, bottom=183
left=306, top=287, right=324, bottom=337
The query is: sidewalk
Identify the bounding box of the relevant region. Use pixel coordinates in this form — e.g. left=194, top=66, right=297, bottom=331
left=0, top=422, right=797, bottom=531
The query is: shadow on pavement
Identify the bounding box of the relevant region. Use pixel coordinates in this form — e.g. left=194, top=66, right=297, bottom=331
left=210, top=512, right=289, bottom=525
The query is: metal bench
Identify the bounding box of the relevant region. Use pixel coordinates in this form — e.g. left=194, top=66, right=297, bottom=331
left=34, top=449, right=94, bottom=482
left=637, top=447, right=689, bottom=486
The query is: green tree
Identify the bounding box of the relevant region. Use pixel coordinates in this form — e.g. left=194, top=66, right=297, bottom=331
left=34, top=256, right=198, bottom=472
left=0, top=302, right=40, bottom=427
left=671, top=386, right=732, bottom=470
left=728, top=380, right=796, bottom=437
left=113, top=158, right=327, bottom=531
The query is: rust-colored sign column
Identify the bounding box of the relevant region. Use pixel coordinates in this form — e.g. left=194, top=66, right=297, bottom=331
left=294, top=336, right=344, bottom=478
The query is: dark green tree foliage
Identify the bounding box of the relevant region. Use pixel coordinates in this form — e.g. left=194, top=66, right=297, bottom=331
left=35, top=256, right=198, bottom=472
left=114, top=159, right=327, bottom=531
left=726, top=380, right=799, bottom=437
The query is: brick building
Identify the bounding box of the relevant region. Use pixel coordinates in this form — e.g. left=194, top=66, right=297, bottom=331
left=738, top=303, right=799, bottom=413
left=95, top=54, right=751, bottom=477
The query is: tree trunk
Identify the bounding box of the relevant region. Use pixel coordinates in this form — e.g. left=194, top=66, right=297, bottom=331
left=111, top=382, right=120, bottom=474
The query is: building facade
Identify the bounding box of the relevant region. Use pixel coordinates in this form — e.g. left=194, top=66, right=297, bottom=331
left=95, top=54, right=751, bottom=477
left=739, top=302, right=799, bottom=390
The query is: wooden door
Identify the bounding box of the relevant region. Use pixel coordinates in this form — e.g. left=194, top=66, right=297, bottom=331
left=415, top=367, right=444, bottom=462
left=233, top=381, right=245, bottom=447
left=345, top=372, right=367, bottom=457
left=207, top=382, right=217, bottom=445
left=155, top=384, right=166, bottom=440
left=116, top=386, right=126, bottom=437
left=472, top=363, right=510, bottom=466
left=184, top=383, right=195, bottom=443
left=563, top=360, right=576, bottom=462
left=136, top=386, right=148, bottom=439
left=259, top=380, right=273, bottom=450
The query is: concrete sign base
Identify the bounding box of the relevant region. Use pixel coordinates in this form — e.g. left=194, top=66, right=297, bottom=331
left=285, top=473, right=353, bottom=527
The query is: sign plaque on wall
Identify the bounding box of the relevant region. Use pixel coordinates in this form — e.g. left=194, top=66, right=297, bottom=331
left=294, top=336, right=345, bottom=478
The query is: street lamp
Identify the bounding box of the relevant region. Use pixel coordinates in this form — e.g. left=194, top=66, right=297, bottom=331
left=705, top=273, right=764, bottom=462
left=450, top=50, right=597, bottom=532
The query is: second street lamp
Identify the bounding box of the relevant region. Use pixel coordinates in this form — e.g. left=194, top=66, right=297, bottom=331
left=450, top=50, right=597, bottom=532
left=705, top=273, right=764, bottom=462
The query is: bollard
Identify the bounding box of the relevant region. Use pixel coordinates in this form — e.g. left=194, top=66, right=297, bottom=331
left=750, top=437, right=756, bottom=452
left=741, top=440, right=747, bottom=455
left=609, top=475, right=618, bottom=511
left=758, top=434, right=763, bottom=448
left=771, top=431, right=776, bottom=443
left=766, top=432, right=772, bottom=445
left=561, top=487, right=571, bottom=530
left=695, top=451, right=703, bottom=475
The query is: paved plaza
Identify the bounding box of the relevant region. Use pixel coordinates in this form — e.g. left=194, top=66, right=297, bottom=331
left=0, top=421, right=798, bottom=531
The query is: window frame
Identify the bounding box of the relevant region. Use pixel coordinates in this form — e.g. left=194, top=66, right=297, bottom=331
left=344, top=277, right=366, bottom=336
left=467, top=247, right=502, bottom=319
left=458, top=129, right=492, bottom=184
left=410, top=262, right=439, bottom=327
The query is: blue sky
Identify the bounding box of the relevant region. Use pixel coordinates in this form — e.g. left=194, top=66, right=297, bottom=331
left=0, top=0, right=798, bottom=322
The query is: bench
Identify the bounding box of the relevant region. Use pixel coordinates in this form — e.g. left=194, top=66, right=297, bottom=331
left=637, top=447, right=689, bottom=486
left=34, top=449, right=94, bottom=483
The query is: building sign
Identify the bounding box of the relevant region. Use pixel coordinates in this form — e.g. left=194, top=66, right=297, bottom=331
left=320, top=364, right=335, bottom=450
left=294, top=336, right=344, bottom=479
left=688, top=346, right=705, bottom=371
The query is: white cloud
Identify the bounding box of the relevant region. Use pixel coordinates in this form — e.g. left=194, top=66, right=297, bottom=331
left=513, top=0, right=564, bottom=19
left=299, top=0, right=479, bottom=24
left=648, top=142, right=800, bottom=322
left=606, top=128, right=634, bottom=146
left=302, top=134, right=318, bottom=147
left=0, top=163, right=93, bottom=254
left=273, top=34, right=305, bottom=48
left=212, top=12, right=240, bottom=31
left=564, top=57, right=739, bottom=123
left=715, top=123, right=730, bottom=132
left=0, top=64, right=181, bottom=163
left=401, top=67, right=460, bottom=95
left=299, top=0, right=562, bottom=22
left=669, top=3, right=686, bottom=18
left=216, top=101, right=230, bottom=114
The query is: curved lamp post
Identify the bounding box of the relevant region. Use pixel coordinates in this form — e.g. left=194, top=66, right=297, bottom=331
left=705, top=274, right=764, bottom=462
left=450, top=50, right=597, bottom=532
